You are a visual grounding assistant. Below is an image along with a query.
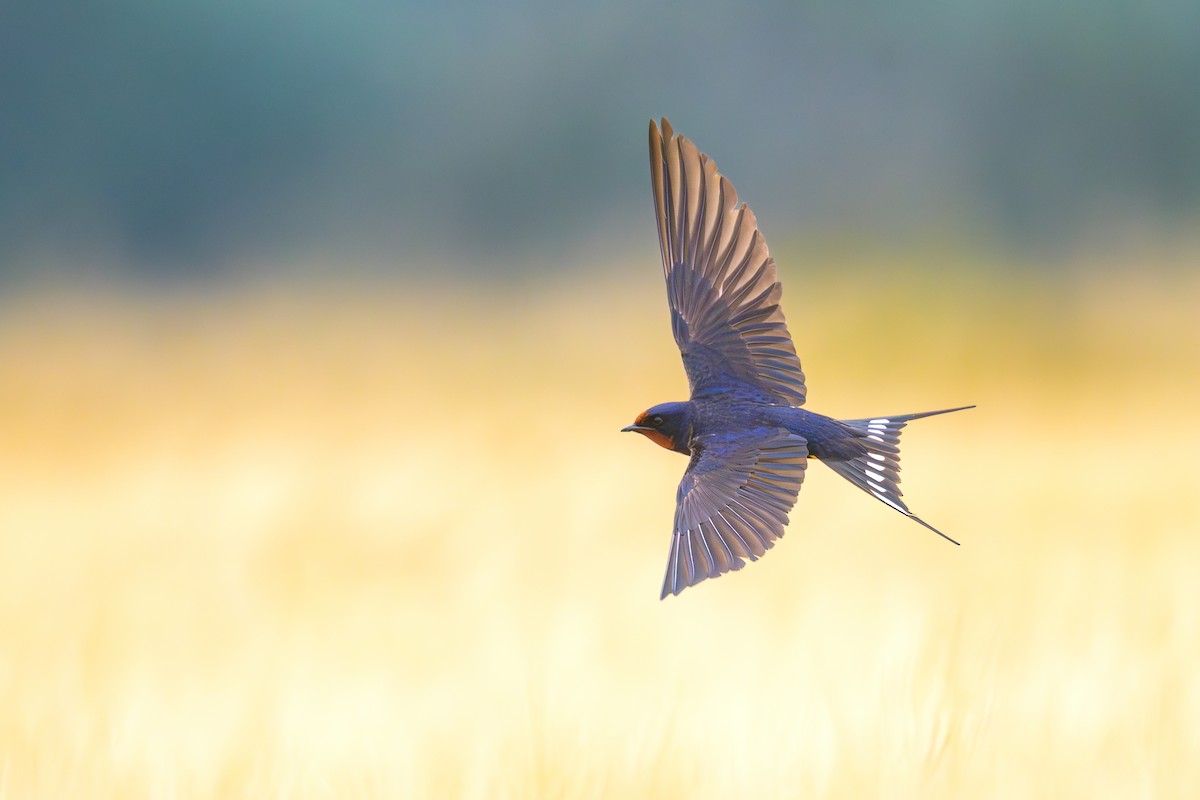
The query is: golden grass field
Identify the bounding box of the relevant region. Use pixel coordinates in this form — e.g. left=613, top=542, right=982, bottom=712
left=1, top=253, right=1198, bottom=797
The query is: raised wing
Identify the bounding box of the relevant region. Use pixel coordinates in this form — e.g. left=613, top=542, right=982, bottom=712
left=649, top=118, right=806, bottom=406
left=662, top=429, right=808, bottom=598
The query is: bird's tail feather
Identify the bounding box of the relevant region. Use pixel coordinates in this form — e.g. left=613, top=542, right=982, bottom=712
left=827, top=405, right=974, bottom=544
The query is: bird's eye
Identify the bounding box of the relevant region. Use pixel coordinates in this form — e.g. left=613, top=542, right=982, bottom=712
left=651, top=416, right=664, bottom=426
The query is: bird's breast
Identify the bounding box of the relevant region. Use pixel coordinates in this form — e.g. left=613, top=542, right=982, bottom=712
left=639, top=429, right=676, bottom=451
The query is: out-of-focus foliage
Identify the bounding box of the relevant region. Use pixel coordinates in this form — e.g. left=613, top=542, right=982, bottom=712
left=3, top=0, right=1199, bottom=275
left=1, top=259, right=1198, bottom=796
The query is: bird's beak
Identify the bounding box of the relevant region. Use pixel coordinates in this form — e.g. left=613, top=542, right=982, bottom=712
left=621, top=424, right=646, bottom=433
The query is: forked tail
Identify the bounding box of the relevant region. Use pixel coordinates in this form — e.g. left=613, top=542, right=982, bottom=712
left=825, top=406, right=974, bottom=544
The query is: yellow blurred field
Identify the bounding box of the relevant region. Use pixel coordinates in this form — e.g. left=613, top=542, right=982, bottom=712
left=1, top=255, right=1199, bottom=797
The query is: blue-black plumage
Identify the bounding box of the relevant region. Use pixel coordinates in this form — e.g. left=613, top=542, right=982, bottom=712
left=624, top=119, right=974, bottom=599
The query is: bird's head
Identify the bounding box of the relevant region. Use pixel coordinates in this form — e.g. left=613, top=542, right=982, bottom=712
left=621, top=402, right=693, bottom=454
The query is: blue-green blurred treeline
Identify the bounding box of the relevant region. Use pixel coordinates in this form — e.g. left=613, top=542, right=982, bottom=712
left=2, top=0, right=1198, bottom=277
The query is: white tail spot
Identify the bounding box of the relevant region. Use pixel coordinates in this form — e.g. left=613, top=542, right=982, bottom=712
left=868, top=452, right=886, bottom=462
left=865, top=469, right=885, bottom=482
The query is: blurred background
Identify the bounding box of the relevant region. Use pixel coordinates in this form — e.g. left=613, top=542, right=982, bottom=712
left=5, top=0, right=1200, bottom=277
left=2, top=1, right=1199, bottom=797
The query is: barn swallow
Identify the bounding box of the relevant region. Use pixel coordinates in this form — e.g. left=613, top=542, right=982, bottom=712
left=624, top=119, right=973, bottom=599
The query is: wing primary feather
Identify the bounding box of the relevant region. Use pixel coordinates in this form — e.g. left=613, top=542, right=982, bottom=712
left=721, top=255, right=770, bottom=312
left=680, top=137, right=705, bottom=271
left=745, top=331, right=792, bottom=343
left=689, top=154, right=705, bottom=272
left=728, top=496, right=779, bottom=531
left=711, top=175, right=741, bottom=265
left=750, top=346, right=799, bottom=359
left=723, top=504, right=767, bottom=556
left=665, top=126, right=683, bottom=269
left=724, top=208, right=760, bottom=284
left=668, top=532, right=681, bottom=597
left=650, top=123, right=670, bottom=274
left=711, top=204, right=747, bottom=279
left=694, top=155, right=713, bottom=271
left=696, top=174, right=724, bottom=282
left=698, top=159, right=722, bottom=282
left=712, top=511, right=750, bottom=561
left=685, top=529, right=696, bottom=588
left=704, top=520, right=737, bottom=573
left=695, top=522, right=717, bottom=577
left=675, top=136, right=690, bottom=271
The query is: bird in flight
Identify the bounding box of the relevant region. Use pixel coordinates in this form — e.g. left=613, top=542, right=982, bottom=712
left=623, top=119, right=973, bottom=599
